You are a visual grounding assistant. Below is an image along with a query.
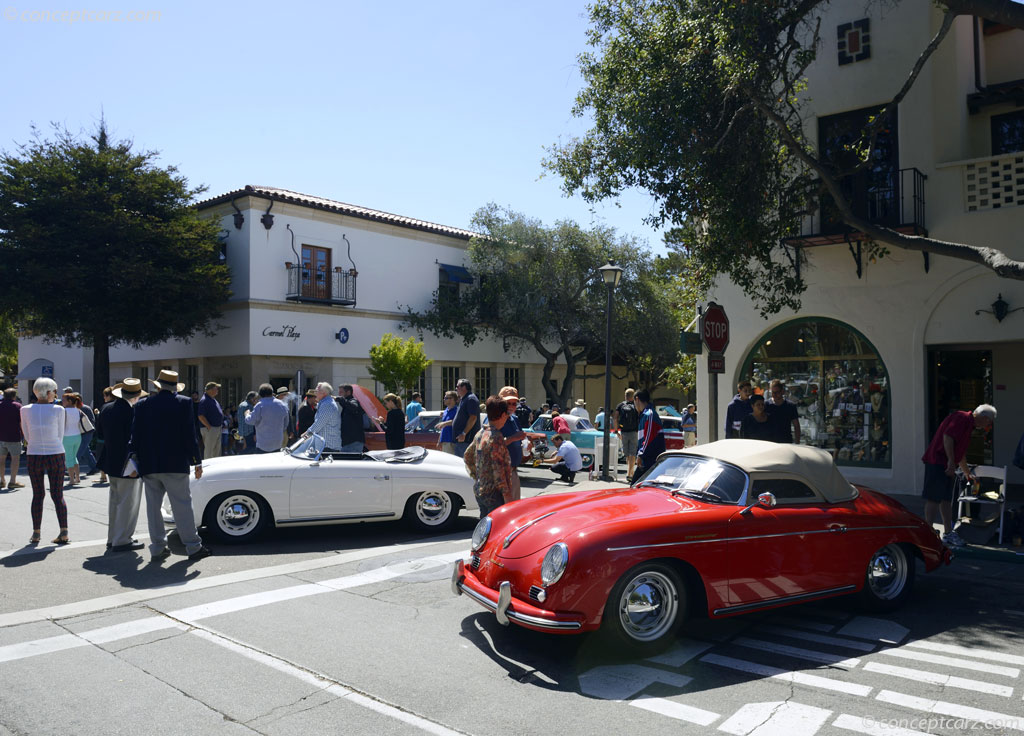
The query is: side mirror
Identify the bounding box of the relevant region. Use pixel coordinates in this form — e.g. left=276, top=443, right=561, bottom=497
left=740, top=491, right=778, bottom=515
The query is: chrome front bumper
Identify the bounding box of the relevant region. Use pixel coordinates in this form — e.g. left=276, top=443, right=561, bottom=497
left=451, top=562, right=582, bottom=631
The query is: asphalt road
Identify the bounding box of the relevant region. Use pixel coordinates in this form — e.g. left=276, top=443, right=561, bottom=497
left=2, top=465, right=1024, bottom=736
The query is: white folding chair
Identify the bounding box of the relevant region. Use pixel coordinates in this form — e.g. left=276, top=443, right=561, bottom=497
left=956, top=464, right=1007, bottom=545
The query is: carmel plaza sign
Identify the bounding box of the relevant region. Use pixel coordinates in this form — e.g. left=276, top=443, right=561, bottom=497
left=263, top=325, right=302, bottom=341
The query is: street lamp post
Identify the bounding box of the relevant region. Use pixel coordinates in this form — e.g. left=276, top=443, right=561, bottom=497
left=599, top=261, right=623, bottom=481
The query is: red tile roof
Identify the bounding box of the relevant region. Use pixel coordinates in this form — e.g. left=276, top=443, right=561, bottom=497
left=198, top=185, right=476, bottom=240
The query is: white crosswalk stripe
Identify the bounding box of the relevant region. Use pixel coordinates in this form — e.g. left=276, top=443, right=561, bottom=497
left=700, top=653, right=873, bottom=696
left=903, top=639, right=1024, bottom=666
left=878, top=646, right=1020, bottom=678
left=863, top=661, right=1014, bottom=697
left=731, top=636, right=861, bottom=669
left=755, top=624, right=877, bottom=652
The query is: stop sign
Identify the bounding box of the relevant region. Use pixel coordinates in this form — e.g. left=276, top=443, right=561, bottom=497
left=702, top=302, right=730, bottom=353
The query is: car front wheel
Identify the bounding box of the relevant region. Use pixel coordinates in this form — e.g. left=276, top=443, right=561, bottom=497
left=204, top=491, right=272, bottom=544
left=404, top=490, right=458, bottom=533
left=602, top=562, right=686, bottom=654
left=861, top=543, right=915, bottom=612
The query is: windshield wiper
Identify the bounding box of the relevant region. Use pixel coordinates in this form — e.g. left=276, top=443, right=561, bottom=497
left=677, top=488, right=726, bottom=503
left=638, top=480, right=676, bottom=489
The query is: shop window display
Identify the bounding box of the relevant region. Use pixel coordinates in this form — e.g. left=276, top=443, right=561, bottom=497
left=740, top=319, right=891, bottom=468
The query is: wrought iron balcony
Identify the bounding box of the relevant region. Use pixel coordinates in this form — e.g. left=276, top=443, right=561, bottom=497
left=787, top=167, right=927, bottom=246
left=285, top=263, right=357, bottom=306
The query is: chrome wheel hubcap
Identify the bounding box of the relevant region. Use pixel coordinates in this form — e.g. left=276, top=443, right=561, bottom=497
left=217, top=495, right=260, bottom=536
left=416, top=492, right=451, bottom=526
left=618, top=571, right=678, bottom=642
left=867, top=544, right=907, bottom=600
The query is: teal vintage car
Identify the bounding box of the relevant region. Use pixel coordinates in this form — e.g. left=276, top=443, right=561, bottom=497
left=526, top=413, right=618, bottom=471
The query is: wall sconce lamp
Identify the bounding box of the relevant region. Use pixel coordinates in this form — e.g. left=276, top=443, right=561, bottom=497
left=975, top=294, right=1022, bottom=323
left=230, top=197, right=244, bottom=229
left=260, top=199, right=275, bottom=230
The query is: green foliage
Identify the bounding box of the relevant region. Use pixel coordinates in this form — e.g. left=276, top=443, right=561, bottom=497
left=543, top=0, right=851, bottom=314
left=367, top=333, right=433, bottom=397
left=0, top=122, right=231, bottom=399
left=403, top=204, right=680, bottom=406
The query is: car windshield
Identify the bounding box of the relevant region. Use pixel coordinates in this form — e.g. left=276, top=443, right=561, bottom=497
left=404, top=414, right=441, bottom=433
left=574, top=418, right=594, bottom=430
left=285, top=433, right=326, bottom=460
left=635, top=455, right=748, bottom=503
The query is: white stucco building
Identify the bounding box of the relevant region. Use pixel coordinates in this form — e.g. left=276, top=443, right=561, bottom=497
left=697, top=2, right=1024, bottom=493
left=16, top=186, right=637, bottom=413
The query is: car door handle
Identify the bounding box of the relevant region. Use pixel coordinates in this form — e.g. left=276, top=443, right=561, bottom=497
left=373, top=474, right=390, bottom=481
left=829, top=524, right=847, bottom=533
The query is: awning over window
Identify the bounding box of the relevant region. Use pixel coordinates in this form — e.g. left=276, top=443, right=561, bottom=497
left=15, top=358, right=55, bottom=380
left=438, top=263, right=473, bottom=284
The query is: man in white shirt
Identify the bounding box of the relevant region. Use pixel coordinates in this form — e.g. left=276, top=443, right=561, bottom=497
left=545, top=435, right=583, bottom=484
left=570, top=399, right=591, bottom=422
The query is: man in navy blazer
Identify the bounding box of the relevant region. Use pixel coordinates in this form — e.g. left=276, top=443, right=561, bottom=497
left=131, top=370, right=211, bottom=562
left=96, top=378, right=148, bottom=552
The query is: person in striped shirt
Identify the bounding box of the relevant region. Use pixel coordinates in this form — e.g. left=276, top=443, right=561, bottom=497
left=303, top=382, right=342, bottom=451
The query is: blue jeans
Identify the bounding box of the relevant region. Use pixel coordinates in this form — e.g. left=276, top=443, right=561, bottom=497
left=243, top=435, right=256, bottom=454
left=77, top=430, right=97, bottom=473
left=341, top=441, right=364, bottom=453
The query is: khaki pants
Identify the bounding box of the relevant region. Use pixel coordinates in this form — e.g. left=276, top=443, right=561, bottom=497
left=107, top=476, right=142, bottom=547
left=509, top=469, right=521, bottom=501
left=200, top=425, right=221, bottom=459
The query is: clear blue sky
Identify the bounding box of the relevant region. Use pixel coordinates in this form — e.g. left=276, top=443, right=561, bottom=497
left=1, top=0, right=667, bottom=253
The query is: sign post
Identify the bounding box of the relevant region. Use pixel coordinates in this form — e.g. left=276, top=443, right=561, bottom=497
left=700, top=302, right=730, bottom=443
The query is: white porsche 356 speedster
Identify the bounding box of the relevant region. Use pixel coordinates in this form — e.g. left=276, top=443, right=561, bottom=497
left=164, top=436, right=477, bottom=543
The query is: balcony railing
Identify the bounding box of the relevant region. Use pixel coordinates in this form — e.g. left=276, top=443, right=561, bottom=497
left=959, top=152, right=1024, bottom=212
left=285, top=263, right=357, bottom=306
left=787, top=167, right=927, bottom=246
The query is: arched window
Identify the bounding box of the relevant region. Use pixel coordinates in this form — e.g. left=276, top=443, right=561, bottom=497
left=739, top=318, right=891, bottom=467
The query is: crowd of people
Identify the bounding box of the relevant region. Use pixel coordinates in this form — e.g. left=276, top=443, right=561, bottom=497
left=1, top=372, right=699, bottom=548
left=724, top=378, right=802, bottom=443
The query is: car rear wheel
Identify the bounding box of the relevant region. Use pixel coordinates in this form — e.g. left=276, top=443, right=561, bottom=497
left=404, top=490, right=458, bottom=533
left=203, top=491, right=272, bottom=544
left=602, top=562, right=686, bottom=654
left=861, top=543, right=915, bottom=612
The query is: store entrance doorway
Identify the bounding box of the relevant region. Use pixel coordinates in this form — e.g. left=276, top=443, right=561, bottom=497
left=927, top=348, right=993, bottom=465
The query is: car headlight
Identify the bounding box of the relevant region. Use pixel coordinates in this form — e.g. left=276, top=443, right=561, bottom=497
left=471, top=516, right=492, bottom=552
left=541, top=542, right=569, bottom=586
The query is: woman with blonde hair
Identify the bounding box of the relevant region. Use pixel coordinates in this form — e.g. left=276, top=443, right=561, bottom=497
left=20, top=378, right=70, bottom=545
left=377, top=393, right=406, bottom=450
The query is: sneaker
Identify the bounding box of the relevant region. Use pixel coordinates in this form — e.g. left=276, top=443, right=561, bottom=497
left=942, top=531, right=965, bottom=547
left=187, top=546, right=213, bottom=562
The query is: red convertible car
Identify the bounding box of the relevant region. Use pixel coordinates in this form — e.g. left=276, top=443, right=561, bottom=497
left=452, top=440, right=951, bottom=653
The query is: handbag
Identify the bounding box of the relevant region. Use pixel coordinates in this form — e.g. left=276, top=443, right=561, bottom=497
left=79, top=409, right=95, bottom=433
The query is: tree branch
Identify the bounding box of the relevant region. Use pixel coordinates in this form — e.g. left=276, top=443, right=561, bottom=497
left=749, top=91, right=1024, bottom=280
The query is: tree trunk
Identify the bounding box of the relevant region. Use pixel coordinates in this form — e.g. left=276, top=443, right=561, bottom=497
left=558, top=349, right=576, bottom=409
left=92, top=332, right=110, bottom=408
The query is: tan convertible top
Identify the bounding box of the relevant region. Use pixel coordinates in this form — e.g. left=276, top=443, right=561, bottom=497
left=677, top=439, right=859, bottom=503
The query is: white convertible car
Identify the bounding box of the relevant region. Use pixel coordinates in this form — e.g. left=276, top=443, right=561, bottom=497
left=164, top=435, right=477, bottom=543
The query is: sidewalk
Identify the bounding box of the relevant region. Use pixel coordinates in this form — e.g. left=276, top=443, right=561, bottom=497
left=518, top=466, right=1024, bottom=565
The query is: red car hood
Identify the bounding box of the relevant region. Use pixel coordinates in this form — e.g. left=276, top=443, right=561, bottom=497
left=494, top=486, right=711, bottom=559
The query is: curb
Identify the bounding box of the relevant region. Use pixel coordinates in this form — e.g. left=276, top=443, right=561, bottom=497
left=954, top=545, right=1024, bottom=564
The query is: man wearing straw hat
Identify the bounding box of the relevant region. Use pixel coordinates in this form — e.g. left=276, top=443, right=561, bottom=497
left=131, top=369, right=211, bottom=562
left=96, top=378, right=148, bottom=552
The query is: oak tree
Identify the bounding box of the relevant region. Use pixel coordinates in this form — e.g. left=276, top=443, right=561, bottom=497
left=546, top=0, right=1024, bottom=314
